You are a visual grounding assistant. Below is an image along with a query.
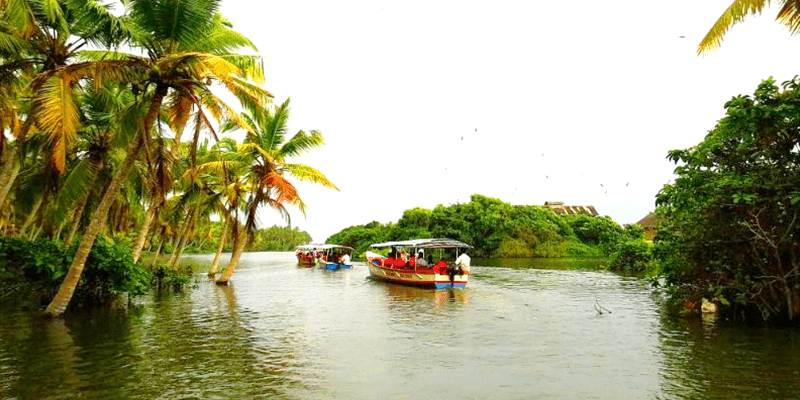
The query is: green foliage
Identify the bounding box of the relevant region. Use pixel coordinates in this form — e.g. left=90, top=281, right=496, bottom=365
left=79, top=238, right=150, bottom=304
left=623, top=223, right=645, bottom=241
left=564, top=238, right=606, bottom=258
left=563, top=215, right=624, bottom=256
left=152, top=263, right=195, bottom=292
left=609, top=240, right=652, bottom=273
left=0, top=237, right=151, bottom=308
left=327, top=194, right=637, bottom=262
left=655, top=77, right=800, bottom=324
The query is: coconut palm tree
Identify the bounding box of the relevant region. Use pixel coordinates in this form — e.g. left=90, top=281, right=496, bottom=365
left=698, top=0, right=800, bottom=55
left=44, top=0, right=271, bottom=317
left=0, top=0, right=137, bottom=208
left=214, top=98, right=338, bottom=284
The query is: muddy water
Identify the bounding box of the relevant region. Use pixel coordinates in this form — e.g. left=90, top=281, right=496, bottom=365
left=1, top=252, right=798, bottom=399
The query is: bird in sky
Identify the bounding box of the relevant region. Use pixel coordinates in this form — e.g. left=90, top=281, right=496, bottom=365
left=678, top=35, right=685, bottom=38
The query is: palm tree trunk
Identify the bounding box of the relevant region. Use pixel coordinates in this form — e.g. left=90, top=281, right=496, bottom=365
left=0, top=119, right=34, bottom=208
left=170, top=215, right=196, bottom=269
left=44, top=86, right=167, bottom=317
left=216, top=224, right=245, bottom=285
left=132, top=202, right=158, bottom=263
left=167, top=210, right=193, bottom=267
left=150, top=227, right=167, bottom=268
left=207, top=219, right=228, bottom=277
left=64, top=190, right=92, bottom=246
left=0, top=159, right=19, bottom=210
left=20, top=197, right=44, bottom=237
left=43, top=136, right=144, bottom=317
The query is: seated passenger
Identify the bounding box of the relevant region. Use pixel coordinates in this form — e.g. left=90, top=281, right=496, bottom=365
left=433, top=260, right=447, bottom=275
left=416, top=252, right=429, bottom=268
left=407, top=256, right=416, bottom=268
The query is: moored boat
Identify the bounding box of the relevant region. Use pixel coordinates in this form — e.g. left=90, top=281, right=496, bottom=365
left=366, top=238, right=472, bottom=289
left=295, top=244, right=355, bottom=270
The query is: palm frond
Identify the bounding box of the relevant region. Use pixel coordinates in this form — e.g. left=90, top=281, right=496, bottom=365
left=166, top=91, right=194, bottom=142
left=776, top=0, right=800, bottom=33
left=280, top=129, right=325, bottom=159
left=283, top=163, right=339, bottom=190
left=698, top=0, right=769, bottom=55
left=35, top=74, right=81, bottom=174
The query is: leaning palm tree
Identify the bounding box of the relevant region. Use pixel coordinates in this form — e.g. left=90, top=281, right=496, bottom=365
left=44, top=0, right=271, bottom=317
left=215, top=98, right=339, bottom=284
left=698, top=0, right=800, bottom=55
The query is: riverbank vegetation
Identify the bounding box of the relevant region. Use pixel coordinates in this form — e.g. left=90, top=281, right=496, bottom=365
left=653, top=77, right=800, bottom=325
left=326, top=194, right=651, bottom=271
left=0, top=0, right=334, bottom=316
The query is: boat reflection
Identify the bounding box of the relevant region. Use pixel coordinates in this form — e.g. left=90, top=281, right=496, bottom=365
left=376, top=280, right=471, bottom=309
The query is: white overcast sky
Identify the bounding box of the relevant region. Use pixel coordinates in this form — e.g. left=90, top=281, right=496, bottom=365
left=215, top=0, right=800, bottom=242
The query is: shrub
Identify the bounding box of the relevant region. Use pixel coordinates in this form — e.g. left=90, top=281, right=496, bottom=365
left=609, top=239, right=652, bottom=273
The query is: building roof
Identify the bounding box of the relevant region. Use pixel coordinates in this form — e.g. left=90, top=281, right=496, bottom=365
left=636, top=212, right=660, bottom=228
left=544, top=202, right=599, bottom=216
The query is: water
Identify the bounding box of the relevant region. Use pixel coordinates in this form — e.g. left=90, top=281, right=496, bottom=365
left=1, top=252, right=798, bottom=399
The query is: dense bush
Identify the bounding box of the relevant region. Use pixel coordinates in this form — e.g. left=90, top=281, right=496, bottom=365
left=608, top=240, right=652, bottom=273
left=0, top=237, right=152, bottom=309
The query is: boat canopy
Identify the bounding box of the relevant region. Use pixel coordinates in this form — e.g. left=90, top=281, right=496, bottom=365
left=295, top=244, right=354, bottom=251
left=369, top=238, right=472, bottom=249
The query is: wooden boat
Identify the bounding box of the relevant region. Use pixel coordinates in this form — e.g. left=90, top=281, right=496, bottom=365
left=366, top=238, right=472, bottom=289
left=295, top=244, right=354, bottom=270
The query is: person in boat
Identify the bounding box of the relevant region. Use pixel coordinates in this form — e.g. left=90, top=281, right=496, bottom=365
left=416, top=252, right=429, bottom=268
left=455, top=248, right=471, bottom=275
left=341, top=252, right=351, bottom=265
left=406, top=253, right=416, bottom=268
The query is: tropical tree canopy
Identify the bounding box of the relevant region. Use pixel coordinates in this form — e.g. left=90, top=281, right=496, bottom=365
left=655, top=77, right=800, bottom=324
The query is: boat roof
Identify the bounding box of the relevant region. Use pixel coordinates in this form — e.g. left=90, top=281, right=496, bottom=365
left=369, top=238, right=472, bottom=249
left=295, top=244, right=354, bottom=251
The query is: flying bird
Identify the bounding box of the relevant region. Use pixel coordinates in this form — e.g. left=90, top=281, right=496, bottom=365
left=678, top=35, right=685, bottom=38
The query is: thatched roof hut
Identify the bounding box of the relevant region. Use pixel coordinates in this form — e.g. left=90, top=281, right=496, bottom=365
left=544, top=201, right=599, bottom=216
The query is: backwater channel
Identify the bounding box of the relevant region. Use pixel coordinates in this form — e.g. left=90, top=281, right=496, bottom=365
left=1, top=252, right=799, bottom=399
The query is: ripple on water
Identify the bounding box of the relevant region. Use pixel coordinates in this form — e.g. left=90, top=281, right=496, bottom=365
left=1, top=253, right=799, bottom=399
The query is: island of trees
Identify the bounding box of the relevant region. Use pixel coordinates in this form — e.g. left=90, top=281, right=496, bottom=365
left=326, top=194, right=650, bottom=271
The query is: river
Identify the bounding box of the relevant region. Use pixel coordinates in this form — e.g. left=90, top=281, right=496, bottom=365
left=1, top=252, right=798, bottom=399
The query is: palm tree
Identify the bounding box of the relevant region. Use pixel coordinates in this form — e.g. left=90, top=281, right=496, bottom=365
left=0, top=0, right=136, bottom=207
left=44, top=0, right=272, bottom=317
left=698, top=0, right=800, bottom=55
left=215, top=98, right=338, bottom=284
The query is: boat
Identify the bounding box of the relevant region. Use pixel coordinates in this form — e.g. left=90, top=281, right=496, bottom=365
left=295, top=244, right=354, bottom=270
left=365, top=238, right=472, bottom=289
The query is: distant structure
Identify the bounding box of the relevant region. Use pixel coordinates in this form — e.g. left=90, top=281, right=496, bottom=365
left=636, top=212, right=660, bottom=241
left=544, top=201, right=599, bottom=216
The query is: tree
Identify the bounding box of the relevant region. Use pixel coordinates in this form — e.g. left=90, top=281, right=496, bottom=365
left=44, top=0, right=271, bottom=316
left=215, top=98, right=338, bottom=284
left=655, top=77, right=800, bottom=323
left=698, top=0, right=800, bottom=55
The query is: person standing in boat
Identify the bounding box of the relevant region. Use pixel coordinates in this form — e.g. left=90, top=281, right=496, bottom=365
left=455, top=248, right=470, bottom=275
left=341, top=252, right=351, bottom=266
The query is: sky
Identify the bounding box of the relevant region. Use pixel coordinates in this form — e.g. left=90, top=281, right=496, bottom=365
left=215, top=0, right=800, bottom=243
